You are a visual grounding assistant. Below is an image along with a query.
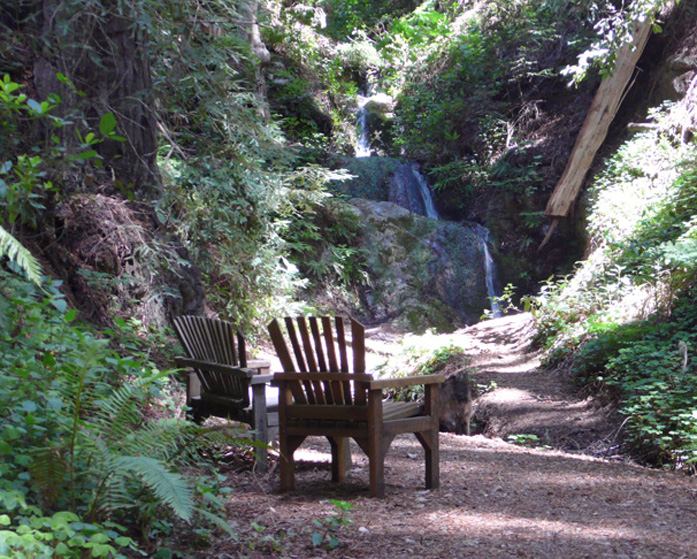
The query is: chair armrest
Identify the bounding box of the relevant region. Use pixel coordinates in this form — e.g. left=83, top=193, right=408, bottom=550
left=250, top=373, right=274, bottom=385
left=174, top=357, right=256, bottom=379
left=247, top=359, right=271, bottom=374
left=367, top=374, right=445, bottom=390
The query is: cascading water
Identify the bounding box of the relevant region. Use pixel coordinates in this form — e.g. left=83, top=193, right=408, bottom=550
left=389, top=162, right=440, bottom=220
left=352, top=85, right=501, bottom=319
left=413, top=165, right=440, bottom=220
left=355, top=91, right=372, bottom=158
left=471, top=224, right=502, bottom=318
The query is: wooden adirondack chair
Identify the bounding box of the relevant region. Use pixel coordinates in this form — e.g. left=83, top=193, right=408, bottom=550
left=173, top=315, right=279, bottom=471
left=268, top=316, right=444, bottom=497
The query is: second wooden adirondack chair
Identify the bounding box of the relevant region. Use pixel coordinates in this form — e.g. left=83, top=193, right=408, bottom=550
left=173, top=315, right=279, bottom=471
left=268, top=316, right=444, bottom=497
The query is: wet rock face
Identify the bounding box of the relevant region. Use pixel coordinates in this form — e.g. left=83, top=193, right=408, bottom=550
left=388, top=162, right=440, bottom=219
left=350, top=199, right=489, bottom=332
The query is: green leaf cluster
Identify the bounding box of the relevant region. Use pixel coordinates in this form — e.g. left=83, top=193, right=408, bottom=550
left=0, top=271, right=235, bottom=556
left=280, top=197, right=368, bottom=290
left=311, top=499, right=353, bottom=551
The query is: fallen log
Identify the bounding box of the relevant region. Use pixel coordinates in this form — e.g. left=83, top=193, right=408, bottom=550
left=544, top=18, right=654, bottom=221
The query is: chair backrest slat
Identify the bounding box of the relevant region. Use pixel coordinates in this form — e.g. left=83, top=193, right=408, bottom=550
left=321, top=317, right=342, bottom=404
left=174, top=316, right=249, bottom=407
left=336, top=317, right=349, bottom=373
left=269, top=318, right=308, bottom=404
left=297, top=317, right=318, bottom=372
left=309, top=317, right=327, bottom=372
left=285, top=317, right=308, bottom=372
left=351, top=319, right=367, bottom=405
left=322, top=317, right=339, bottom=371
left=335, top=317, right=352, bottom=404
left=269, top=316, right=368, bottom=407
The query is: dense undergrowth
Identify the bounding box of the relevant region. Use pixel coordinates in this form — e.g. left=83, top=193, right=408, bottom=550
left=529, top=101, right=697, bottom=471
left=0, top=271, right=240, bottom=557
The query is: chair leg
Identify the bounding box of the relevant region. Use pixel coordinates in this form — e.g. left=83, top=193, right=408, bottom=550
left=253, top=427, right=269, bottom=474
left=416, top=429, right=440, bottom=490
left=187, top=399, right=206, bottom=425
left=279, top=435, right=305, bottom=492
left=328, top=437, right=351, bottom=482
left=252, top=384, right=269, bottom=473
left=368, top=434, right=394, bottom=498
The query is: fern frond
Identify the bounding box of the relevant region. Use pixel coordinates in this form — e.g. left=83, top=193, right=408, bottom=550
left=89, top=382, right=142, bottom=444
left=29, top=445, right=68, bottom=508
left=194, top=505, right=237, bottom=537
left=0, top=225, right=42, bottom=284
left=118, top=417, right=192, bottom=461
left=113, top=456, right=194, bottom=522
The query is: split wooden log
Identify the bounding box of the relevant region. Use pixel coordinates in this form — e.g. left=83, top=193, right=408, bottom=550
left=544, top=18, right=654, bottom=221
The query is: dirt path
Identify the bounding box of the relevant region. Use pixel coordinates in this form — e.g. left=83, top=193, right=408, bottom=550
left=455, top=313, right=623, bottom=454
left=211, top=314, right=697, bottom=559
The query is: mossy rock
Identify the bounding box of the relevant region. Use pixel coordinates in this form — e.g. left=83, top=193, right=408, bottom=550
left=350, top=199, right=490, bottom=331
left=329, top=156, right=401, bottom=200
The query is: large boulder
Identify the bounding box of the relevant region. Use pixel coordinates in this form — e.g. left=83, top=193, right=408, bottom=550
left=350, top=199, right=490, bottom=332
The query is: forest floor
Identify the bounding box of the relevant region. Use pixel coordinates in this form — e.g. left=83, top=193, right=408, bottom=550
left=203, top=314, right=697, bottom=559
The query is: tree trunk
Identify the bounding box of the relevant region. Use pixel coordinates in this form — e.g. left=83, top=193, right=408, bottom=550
left=239, top=0, right=271, bottom=118
left=33, top=0, right=160, bottom=198
left=545, top=19, right=654, bottom=218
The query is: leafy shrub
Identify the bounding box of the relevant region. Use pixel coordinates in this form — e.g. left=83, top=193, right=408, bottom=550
left=573, top=302, right=697, bottom=470
left=375, top=332, right=468, bottom=401
left=281, top=197, right=367, bottom=290
left=0, top=271, right=234, bottom=555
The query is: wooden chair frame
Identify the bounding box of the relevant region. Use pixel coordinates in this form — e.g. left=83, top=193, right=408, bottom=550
left=173, top=315, right=278, bottom=471
left=269, top=316, right=444, bottom=497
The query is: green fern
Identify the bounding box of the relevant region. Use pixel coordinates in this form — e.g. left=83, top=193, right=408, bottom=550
left=0, top=225, right=42, bottom=284
left=113, top=456, right=194, bottom=522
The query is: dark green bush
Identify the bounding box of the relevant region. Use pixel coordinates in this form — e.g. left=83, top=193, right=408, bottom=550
left=0, top=271, right=233, bottom=556
left=572, top=302, right=697, bottom=470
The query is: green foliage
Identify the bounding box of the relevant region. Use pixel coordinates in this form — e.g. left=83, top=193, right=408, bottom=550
left=143, top=0, right=333, bottom=330
left=248, top=522, right=290, bottom=554
left=266, top=5, right=366, bottom=158
left=376, top=332, right=468, bottom=401
left=280, top=197, right=368, bottom=289
left=507, top=433, right=549, bottom=449
left=529, top=99, right=697, bottom=469
left=0, top=271, right=235, bottom=555
left=391, top=1, right=600, bottom=210
left=0, top=511, right=138, bottom=559
left=0, top=73, right=123, bottom=284
left=572, top=304, right=697, bottom=470
left=311, top=500, right=353, bottom=551
left=0, top=225, right=41, bottom=285
left=482, top=283, right=520, bottom=319
left=563, top=0, right=673, bottom=84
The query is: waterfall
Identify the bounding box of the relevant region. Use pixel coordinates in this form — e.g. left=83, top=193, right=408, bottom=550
left=389, top=163, right=440, bottom=220
left=471, top=224, right=502, bottom=318
left=355, top=92, right=371, bottom=158
left=413, top=165, right=440, bottom=220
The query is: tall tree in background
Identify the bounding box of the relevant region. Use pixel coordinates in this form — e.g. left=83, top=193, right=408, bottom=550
left=2, top=0, right=160, bottom=197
